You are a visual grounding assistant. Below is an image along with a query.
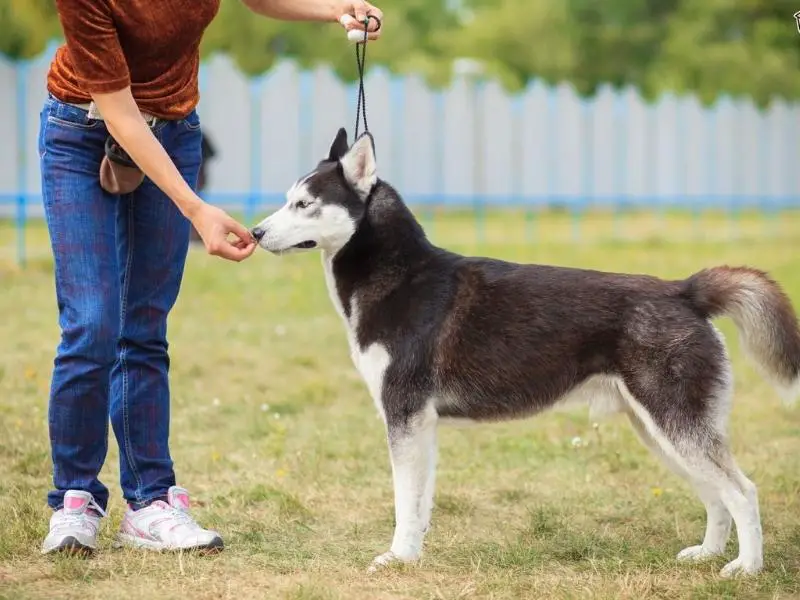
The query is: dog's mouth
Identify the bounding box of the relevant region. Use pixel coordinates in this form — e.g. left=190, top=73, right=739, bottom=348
left=264, top=240, right=318, bottom=255
left=292, top=241, right=317, bottom=249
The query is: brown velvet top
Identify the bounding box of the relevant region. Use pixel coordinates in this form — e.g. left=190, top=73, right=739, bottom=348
left=48, top=0, right=221, bottom=119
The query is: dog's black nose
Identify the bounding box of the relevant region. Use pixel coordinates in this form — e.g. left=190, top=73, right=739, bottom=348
left=250, top=227, right=265, bottom=242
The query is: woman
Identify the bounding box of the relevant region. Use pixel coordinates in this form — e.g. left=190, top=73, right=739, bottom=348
left=41, top=0, right=383, bottom=555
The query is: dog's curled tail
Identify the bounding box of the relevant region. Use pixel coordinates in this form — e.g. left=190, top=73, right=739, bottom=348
left=684, top=265, right=800, bottom=404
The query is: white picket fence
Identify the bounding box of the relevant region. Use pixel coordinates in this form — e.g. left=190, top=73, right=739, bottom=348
left=1, top=46, right=799, bottom=212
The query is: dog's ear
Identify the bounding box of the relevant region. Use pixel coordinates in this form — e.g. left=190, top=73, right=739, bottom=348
left=328, top=127, right=349, bottom=162
left=340, top=132, right=376, bottom=199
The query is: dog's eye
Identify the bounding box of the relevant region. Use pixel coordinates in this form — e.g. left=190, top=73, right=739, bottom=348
left=296, top=200, right=309, bottom=210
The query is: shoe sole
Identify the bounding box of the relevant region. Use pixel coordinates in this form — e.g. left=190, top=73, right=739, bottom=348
left=42, top=536, right=95, bottom=557
left=115, top=533, right=224, bottom=554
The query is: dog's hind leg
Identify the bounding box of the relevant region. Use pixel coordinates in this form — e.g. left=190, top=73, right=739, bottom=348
left=625, top=407, right=732, bottom=562
left=620, top=378, right=763, bottom=578
left=369, top=402, right=438, bottom=572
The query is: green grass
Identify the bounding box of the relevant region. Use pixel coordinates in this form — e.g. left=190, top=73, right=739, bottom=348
left=1, top=210, right=799, bottom=600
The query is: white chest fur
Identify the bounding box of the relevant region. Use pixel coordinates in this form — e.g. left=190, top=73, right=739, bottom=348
left=322, top=254, right=391, bottom=421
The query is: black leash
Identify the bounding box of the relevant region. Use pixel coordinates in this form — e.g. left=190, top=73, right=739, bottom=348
left=353, top=15, right=381, bottom=140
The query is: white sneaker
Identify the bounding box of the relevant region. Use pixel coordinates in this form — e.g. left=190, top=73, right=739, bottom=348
left=41, top=490, right=107, bottom=555
left=116, top=486, right=223, bottom=552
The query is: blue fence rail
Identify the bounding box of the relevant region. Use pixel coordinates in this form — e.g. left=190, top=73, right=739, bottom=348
left=2, top=44, right=800, bottom=266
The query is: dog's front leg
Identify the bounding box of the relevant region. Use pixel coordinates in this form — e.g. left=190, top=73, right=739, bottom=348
left=369, top=403, right=438, bottom=572
left=419, top=434, right=438, bottom=534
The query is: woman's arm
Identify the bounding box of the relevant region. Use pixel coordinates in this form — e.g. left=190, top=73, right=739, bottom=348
left=93, top=90, right=201, bottom=219
left=242, top=0, right=383, bottom=39
left=242, top=0, right=338, bottom=21
left=90, top=89, right=255, bottom=261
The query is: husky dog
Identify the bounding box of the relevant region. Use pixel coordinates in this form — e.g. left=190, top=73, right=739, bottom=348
left=250, top=128, right=800, bottom=577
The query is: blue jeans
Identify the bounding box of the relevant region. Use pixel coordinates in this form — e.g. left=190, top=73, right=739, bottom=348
left=39, top=95, right=202, bottom=512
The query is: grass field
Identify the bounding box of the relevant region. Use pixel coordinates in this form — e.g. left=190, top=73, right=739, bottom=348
left=1, top=209, right=799, bottom=600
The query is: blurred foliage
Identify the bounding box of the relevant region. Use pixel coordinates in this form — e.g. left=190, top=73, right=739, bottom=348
left=2, top=0, right=799, bottom=105
left=0, top=0, right=62, bottom=60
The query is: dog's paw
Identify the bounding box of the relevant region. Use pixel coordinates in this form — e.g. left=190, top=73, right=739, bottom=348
left=367, top=551, right=399, bottom=573
left=366, top=550, right=419, bottom=573
left=676, top=545, right=722, bottom=562
left=719, top=556, right=763, bottom=578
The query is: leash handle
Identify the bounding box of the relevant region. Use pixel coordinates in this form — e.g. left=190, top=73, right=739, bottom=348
left=351, top=15, right=380, bottom=140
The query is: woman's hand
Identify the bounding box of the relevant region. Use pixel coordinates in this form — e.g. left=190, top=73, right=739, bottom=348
left=189, top=203, right=257, bottom=262
left=338, top=1, right=383, bottom=40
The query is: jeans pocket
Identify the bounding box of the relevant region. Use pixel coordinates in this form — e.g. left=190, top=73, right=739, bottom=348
left=47, top=106, right=101, bottom=131
left=179, top=110, right=202, bottom=131
left=46, top=95, right=102, bottom=129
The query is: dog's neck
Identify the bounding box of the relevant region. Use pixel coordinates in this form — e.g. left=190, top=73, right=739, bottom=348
left=324, top=181, right=435, bottom=322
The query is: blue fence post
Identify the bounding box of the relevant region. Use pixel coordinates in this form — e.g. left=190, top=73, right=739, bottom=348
left=766, top=103, right=781, bottom=236
left=702, top=105, right=716, bottom=241
left=473, top=79, right=485, bottom=245
left=648, top=102, right=664, bottom=233
left=675, top=96, right=687, bottom=240
left=576, top=98, right=592, bottom=244
left=511, top=94, right=532, bottom=243
left=758, top=105, right=769, bottom=238
left=730, top=99, right=742, bottom=241
left=788, top=103, right=800, bottom=237
left=429, top=89, right=444, bottom=240
left=15, top=61, right=29, bottom=268
left=546, top=86, right=558, bottom=240
left=613, top=89, right=626, bottom=240
left=246, top=77, right=265, bottom=224
left=776, top=101, right=794, bottom=238
left=390, top=75, right=405, bottom=204
left=298, top=68, right=313, bottom=191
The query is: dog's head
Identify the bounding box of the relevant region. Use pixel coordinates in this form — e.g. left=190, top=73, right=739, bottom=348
left=251, top=128, right=376, bottom=256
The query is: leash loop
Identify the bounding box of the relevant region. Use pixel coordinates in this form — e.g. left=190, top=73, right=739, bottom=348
left=353, top=14, right=380, bottom=140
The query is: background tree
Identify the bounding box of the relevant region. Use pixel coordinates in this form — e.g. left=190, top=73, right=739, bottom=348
left=0, top=0, right=61, bottom=60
